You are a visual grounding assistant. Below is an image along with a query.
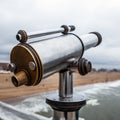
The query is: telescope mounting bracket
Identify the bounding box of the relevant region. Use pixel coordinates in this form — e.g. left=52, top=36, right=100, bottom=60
left=46, top=64, right=88, bottom=120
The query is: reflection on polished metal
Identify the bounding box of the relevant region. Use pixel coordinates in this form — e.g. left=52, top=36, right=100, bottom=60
left=16, top=25, right=75, bottom=43
left=11, top=32, right=102, bottom=87
left=59, top=70, right=73, bottom=98
left=53, top=111, right=79, bottom=120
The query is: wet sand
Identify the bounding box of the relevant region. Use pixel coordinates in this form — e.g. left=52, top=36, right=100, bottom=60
left=0, top=72, right=120, bottom=101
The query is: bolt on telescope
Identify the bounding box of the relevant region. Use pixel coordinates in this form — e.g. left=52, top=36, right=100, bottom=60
left=10, top=25, right=102, bottom=87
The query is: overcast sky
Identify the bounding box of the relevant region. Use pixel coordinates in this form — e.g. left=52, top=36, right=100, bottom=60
left=0, top=0, right=120, bottom=68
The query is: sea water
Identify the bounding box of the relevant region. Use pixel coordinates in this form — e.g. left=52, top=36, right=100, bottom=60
left=10, top=80, right=120, bottom=120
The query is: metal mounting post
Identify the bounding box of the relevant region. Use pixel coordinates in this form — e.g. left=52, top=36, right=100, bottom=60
left=46, top=69, right=86, bottom=120
left=59, top=70, right=73, bottom=98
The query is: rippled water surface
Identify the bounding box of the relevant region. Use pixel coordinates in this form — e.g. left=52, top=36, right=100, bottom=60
left=5, top=80, right=120, bottom=120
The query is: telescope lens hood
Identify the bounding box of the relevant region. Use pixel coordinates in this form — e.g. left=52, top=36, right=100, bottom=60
left=90, top=32, right=102, bottom=46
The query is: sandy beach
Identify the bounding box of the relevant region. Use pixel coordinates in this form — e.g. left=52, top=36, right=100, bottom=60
left=0, top=72, right=120, bottom=101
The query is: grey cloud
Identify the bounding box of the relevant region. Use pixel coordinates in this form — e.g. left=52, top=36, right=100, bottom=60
left=0, top=0, right=120, bottom=67
left=84, top=46, right=120, bottom=66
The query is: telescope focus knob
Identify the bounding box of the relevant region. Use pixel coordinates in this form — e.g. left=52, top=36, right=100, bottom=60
left=78, top=58, right=92, bottom=75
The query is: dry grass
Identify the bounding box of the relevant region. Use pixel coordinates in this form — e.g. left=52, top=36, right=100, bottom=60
left=0, top=72, right=120, bottom=100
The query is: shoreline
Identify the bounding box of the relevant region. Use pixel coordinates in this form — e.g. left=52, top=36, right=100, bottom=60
left=0, top=72, right=120, bottom=101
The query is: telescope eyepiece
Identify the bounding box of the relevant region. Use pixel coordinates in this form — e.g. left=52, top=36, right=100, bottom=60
left=11, top=71, right=29, bottom=87
left=12, top=76, right=20, bottom=87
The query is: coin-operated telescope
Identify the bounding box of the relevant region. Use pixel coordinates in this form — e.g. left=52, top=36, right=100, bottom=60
left=2, top=25, right=102, bottom=120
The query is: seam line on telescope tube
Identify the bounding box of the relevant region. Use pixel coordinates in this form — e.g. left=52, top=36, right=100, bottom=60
left=68, top=33, right=85, bottom=59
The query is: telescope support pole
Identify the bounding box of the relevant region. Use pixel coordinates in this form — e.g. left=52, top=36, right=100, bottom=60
left=46, top=69, right=86, bottom=120
left=53, top=110, right=79, bottom=120
left=59, top=70, right=73, bottom=98
left=53, top=70, right=79, bottom=120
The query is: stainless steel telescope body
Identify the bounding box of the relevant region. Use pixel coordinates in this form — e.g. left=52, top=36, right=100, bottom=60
left=29, top=33, right=99, bottom=75
left=29, top=34, right=82, bottom=76
left=11, top=32, right=102, bottom=87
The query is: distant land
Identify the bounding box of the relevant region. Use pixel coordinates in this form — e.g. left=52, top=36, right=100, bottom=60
left=0, top=71, right=120, bottom=102
left=92, top=68, right=120, bottom=72
left=93, top=63, right=120, bottom=70
left=0, top=67, right=120, bottom=73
